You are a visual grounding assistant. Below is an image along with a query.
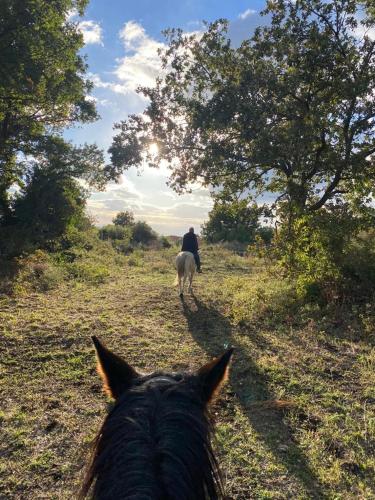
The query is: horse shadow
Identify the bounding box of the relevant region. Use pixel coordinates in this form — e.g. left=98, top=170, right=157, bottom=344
left=180, top=292, right=326, bottom=499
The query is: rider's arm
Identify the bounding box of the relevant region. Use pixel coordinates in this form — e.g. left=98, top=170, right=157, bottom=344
left=181, top=234, right=186, bottom=250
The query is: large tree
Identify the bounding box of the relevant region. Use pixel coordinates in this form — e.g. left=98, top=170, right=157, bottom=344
left=0, top=0, right=98, bottom=221
left=109, top=0, right=375, bottom=217
left=202, top=199, right=262, bottom=244
left=0, top=136, right=105, bottom=255
left=112, top=210, right=135, bottom=227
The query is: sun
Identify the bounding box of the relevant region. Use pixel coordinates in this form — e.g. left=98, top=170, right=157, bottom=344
left=148, top=142, right=159, bottom=156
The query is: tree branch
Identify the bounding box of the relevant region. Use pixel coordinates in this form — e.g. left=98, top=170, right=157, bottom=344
left=308, top=168, right=343, bottom=211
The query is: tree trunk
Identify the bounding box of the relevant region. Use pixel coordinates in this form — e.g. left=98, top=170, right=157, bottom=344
left=0, top=183, right=13, bottom=225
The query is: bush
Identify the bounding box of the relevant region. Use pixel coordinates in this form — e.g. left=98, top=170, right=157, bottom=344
left=13, top=250, right=66, bottom=293
left=112, top=211, right=135, bottom=227
left=202, top=199, right=262, bottom=244
left=256, top=226, right=274, bottom=245
left=160, top=236, right=172, bottom=248
left=276, top=206, right=375, bottom=304
left=131, top=221, right=157, bottom=245
left=13, top=169, right=87, bottom=247
left=223, top=274, right=299, bottom=327
left=219, top=240, right=248, bottom=255
left=67, top=261, right=109, bottom=284
left=341, top=230, right=375, bottom=300
left=99, top=225, right=131, bottom=241
left=127, top=249, right=144, bottom=267
left=98, top=224, right=134, bottom=254
left=0, top=225, right=37, bottom=258
left=113, top=241, right=134, bottom=255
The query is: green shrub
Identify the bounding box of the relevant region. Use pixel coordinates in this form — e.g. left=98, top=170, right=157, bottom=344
left=127, top=249, right=144, bottom=267
left=131, top=221, right=157, bottom=245
left=99, top=225, right=131, bottom=241
left=223, top=274, right=299, bottom=327
left=13, top=168, right=87, bottom=248
left=256, top=226, right=274, bottom=245
left=159, top=236, right=172, bottom=248
left=113, top=241, right=134, bottom=255
left=0, top=225, right=37, bottom=258
left=13, top=250, right=66, bottom=293
left=98, top=225, right=134, bottom=254
left=67, top=261, right=109, bottom=284
left=112, top=211, right=135, bottom=227
left=276, top=206, right=375, bottom=304
left=202, top=199, right=262, bottom=244
left=341, top=230, right=375, bottom=300
left=220, top=240, right=248, bottom=254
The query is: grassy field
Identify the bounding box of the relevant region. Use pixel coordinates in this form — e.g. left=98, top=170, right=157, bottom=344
left=0, top=246, right=374, bottom=499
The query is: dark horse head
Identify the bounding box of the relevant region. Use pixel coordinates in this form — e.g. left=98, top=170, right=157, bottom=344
left=80, top=336, right=234, bottom=500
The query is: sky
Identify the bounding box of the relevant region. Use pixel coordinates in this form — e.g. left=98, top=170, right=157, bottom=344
left=65, top=0, right=269, bottom=235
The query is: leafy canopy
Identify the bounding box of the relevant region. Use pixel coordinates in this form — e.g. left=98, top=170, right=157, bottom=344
left=131, top=221, right=157, bottom=245
left=12, top=136, right=105, bottom=234
left=202, top=199, right=263, bottom=244
left=112, top=211, right=135, bottom=227
left=0, top=0, right=99, bottom=220
left=109, top=0, right=375, bottom=215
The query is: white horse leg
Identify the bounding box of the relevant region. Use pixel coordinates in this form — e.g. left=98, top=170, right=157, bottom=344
left=179, top=276, right=183, bottom=296
left=183, top=274, right=188, bottom=295
left=188, top=271, right=193, bottom=293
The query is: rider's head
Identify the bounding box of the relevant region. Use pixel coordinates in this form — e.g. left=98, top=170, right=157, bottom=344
left=189, top=227, right=194, bottom=233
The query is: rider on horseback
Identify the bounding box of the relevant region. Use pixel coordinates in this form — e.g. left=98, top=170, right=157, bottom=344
left=181, top=227, right=202, bottom=272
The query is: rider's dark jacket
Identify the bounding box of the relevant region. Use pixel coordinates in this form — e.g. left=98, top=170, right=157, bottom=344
left=181, top=232, right=199, bottom=253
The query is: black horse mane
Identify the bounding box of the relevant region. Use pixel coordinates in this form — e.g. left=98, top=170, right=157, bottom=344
left=81, top=371, right=224, bottom=499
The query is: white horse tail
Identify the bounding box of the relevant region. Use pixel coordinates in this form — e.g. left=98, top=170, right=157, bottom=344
left=174, top=252, right=196, bottom=296
left=174, top=252, right=187, bottom=285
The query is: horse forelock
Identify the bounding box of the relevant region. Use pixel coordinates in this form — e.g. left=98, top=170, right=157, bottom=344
left=81, top=373, right=224, bottom=499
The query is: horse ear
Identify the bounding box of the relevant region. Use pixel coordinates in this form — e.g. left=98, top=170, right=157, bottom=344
left=197, top=349, right=234, bottom=404
left=92, top=336, right=139, bottom=399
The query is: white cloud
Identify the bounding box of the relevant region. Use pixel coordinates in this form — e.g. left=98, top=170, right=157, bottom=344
left=87, top=22, right=164, bottom=96
left=85, top=95, right=111, bottom=107
left=65, top=10, right=103, bottom=45
left=82, top=23, right=215, bottom=233
left=89, top=73, right=128, bottom=94
left=354, top=24, right=375, bottom=41
left=119, top=20, right=148, bottom=51
left=78, top=20, right=103, bottom=45
left=86, top=161, right=213, bottom=234
left=114, top=21, right=165, bottom=93
left=89, top=21, right=204, bottom=98
left=238, top=9, right=257, bottom=20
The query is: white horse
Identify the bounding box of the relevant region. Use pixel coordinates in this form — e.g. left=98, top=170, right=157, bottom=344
left=175, top=251, right=196, bottom=297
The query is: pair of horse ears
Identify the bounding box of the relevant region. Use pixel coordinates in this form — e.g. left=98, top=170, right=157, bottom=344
left=92, top=336, right=233, bottom=403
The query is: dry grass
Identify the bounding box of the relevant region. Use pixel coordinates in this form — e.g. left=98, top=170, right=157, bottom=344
left=0, top=246, right=374, bottom=499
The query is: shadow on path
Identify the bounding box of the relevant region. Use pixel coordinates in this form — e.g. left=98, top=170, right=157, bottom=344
left=180, top=293, right=326, bottom=500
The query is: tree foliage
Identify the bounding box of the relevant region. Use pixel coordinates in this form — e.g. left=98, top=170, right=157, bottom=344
left=99, top=225, right=131, bottom=241
left=131, top=221, right=157, bottom=245
left=0, top=135, right=105, bottom=255
left=202, top=199, right=263, bottom=244
left=13, top=168, right=86, bottom=245
left=99, top=217, right=157, bottom=247
left=0, top=0, right=98, bottom=221
left=9, top=136, right=105, bottom=246
left=112, top=210, right=135, bottom=227
left=276, top=202, right=375, bottom=302
left=109, top=0, right=375, bottom=217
